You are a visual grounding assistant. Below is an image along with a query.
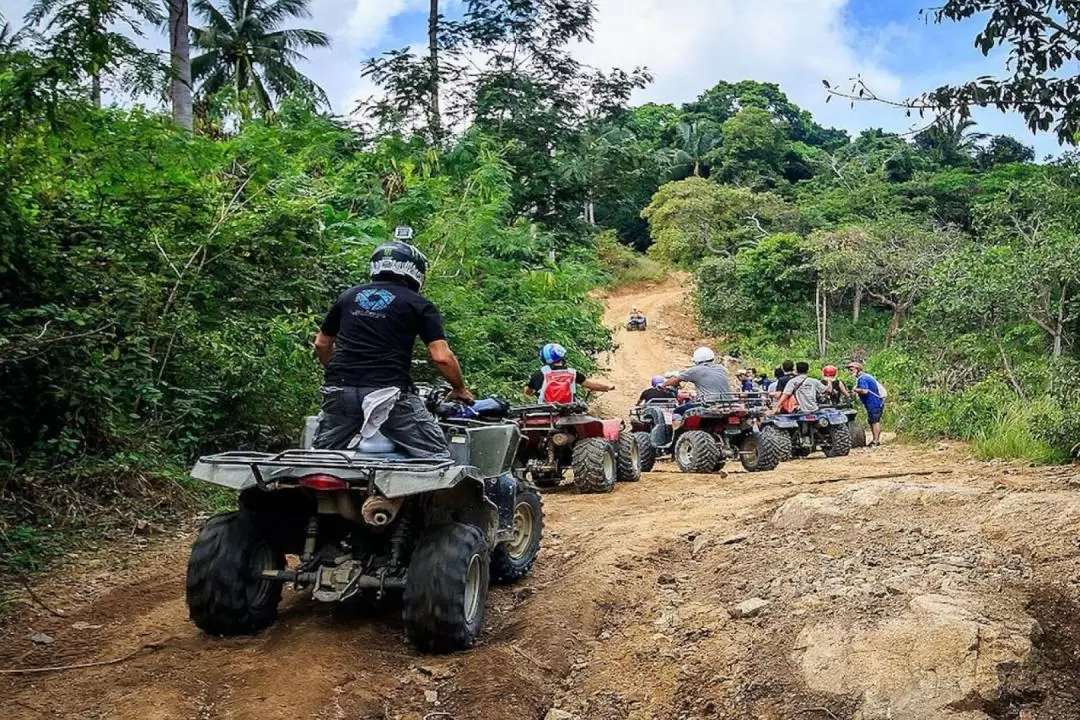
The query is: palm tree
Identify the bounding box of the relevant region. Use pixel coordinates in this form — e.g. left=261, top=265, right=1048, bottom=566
left=191, top=0, right=330, bottom=117
left=914, top=115, right=988, bottom=167
left=167, top=0, right=193, bottom=131
left=667, top=120, right=721, bottom=177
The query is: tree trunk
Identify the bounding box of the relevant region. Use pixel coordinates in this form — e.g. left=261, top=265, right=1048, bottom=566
left=91, top=73, right=102, bottom=107
left=885, top=307, right=904, bottom=348
left=852, top=285, right=862, bottom=324
left=428, top=0, right=442, bottom=141
left=168, top=0, right=193, bottom=132
left=1053, top=286, right=1068, bottom=359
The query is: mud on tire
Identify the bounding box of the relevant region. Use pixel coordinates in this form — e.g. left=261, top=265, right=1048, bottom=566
left=404, top=522, right=490, bottom=653
left=849, top=421, right=867, bottom=449
left=186, top=511, right=285, bottom=636
left=617, top=431, right=642, bottom=482
left=675, top=430, right=721, bottom=474
left=491, top=485, right=543, bottom=585
left=571, top=438, right=617, bottom=493
left=824, top=422, right=853, bottom=458
left=634, top=431, right=656, bottom=472
left=740, top=425, right=784, bottom=472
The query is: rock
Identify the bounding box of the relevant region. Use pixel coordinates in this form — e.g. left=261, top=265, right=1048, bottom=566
left=793, top=593, right=1037, bottom=720
left=721, top=533, right=748, bottom=546
left=424, top=690, right=439, bottom=704
left=657, top=573, right=677, bottom=585
left=598, top=630, right=612, bottom=641
left=545, top=710, right=575, bottom=720
left=30, top=633, right=54, bottom=645
left=70, top=621, right=102, bottom=631
left=771, top=494, right=842, bottom=529
left=691, top=535, right=711, bottom=557
left=562, top=550, right=577, bottom=560
left=730, top=598, right=770, bottom=619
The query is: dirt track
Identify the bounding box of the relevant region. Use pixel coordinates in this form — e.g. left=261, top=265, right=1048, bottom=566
left=4, top=280, right=1080, bottom=720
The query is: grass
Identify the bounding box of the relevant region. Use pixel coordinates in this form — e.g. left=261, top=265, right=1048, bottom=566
left=596, top=231, right=668, bottom=286
left=972, top=399, right=1072, bottom=465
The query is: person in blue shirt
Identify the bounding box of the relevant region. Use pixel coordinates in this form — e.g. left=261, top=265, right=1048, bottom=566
left=846, top=361, right=885, bottom=447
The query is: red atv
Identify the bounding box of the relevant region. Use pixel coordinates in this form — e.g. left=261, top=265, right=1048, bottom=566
left=509, top=402, right=641, bottom=493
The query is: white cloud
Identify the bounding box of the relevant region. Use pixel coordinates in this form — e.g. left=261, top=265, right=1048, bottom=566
left=575, top=0, right=904, bottom=130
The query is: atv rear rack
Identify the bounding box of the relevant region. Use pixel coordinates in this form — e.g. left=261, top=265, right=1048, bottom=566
left=191, top=449, right=472, bottom=498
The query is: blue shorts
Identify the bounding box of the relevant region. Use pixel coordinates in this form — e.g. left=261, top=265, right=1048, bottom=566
left=866, top=406, right=884, bottom=424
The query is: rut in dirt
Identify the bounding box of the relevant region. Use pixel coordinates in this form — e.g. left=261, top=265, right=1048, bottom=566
left=3, top=278, right=1080, bottom=720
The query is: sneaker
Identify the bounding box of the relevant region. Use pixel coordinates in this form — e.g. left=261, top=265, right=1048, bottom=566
left=867, top=441, right=880, bottom=448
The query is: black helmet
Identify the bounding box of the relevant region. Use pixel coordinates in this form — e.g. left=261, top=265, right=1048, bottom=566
left=369, top=240, right=428, bottom=290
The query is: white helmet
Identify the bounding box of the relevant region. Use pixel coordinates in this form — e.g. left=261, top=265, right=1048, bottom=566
left=692, top=346, right=716, bottom=365
left=664, top=370, right=679, bottom=379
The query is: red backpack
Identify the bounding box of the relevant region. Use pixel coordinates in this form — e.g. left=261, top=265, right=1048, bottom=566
left=539, top=366, right=577, bottom=404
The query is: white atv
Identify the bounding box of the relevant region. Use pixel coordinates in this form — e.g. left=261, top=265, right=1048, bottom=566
left=184, top=400, right=543, bottom=653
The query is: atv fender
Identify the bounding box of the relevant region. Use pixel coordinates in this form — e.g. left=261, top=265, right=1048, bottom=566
left=485, top=472, right=517, bottom=536
left=820, top=410, right=848, bottom=426
left=767, top=416, right=799, bottom=430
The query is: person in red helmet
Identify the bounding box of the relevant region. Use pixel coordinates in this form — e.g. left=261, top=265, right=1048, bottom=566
left=821, top=365, right=850, bottom=405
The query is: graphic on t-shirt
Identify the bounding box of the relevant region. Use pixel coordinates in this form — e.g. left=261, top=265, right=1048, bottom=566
left=355, top=288, right=396, bottom=312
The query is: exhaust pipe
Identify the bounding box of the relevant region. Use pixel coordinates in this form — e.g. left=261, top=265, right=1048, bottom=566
left=362, top=496, right=403, bottom=527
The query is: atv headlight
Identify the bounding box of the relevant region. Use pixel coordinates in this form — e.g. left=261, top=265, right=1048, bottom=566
left=818, top=418, right=830, bottom=428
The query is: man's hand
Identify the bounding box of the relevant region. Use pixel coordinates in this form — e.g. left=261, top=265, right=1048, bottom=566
left=314, top=331, right=335, bottom=367
left=448, top=386, right=475, bottom=404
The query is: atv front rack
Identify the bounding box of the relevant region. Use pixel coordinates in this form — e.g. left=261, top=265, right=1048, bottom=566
left=190, top=449, right=473, bottom=498
left=508, top=402, right=590, bottom=417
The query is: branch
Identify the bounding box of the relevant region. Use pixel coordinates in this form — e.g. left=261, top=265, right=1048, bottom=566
left=0, top=638, right=172, bottom=675
left=743, top=214, right=768, bottom=238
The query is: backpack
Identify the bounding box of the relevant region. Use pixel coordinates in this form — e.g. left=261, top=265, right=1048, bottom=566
left=539, top=366, right=577, bottom=404
left=779, top=376, right=808, bottom=414
left=876, top=380, right=888, bottom=399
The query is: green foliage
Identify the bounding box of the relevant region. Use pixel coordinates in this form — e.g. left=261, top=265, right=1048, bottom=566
left=594, top=230, right=666, bottom=286
left=643, top=178, right=801, bottom=265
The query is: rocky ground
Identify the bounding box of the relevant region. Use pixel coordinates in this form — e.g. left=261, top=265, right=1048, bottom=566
left=2, top=281, right=1079, bottom=720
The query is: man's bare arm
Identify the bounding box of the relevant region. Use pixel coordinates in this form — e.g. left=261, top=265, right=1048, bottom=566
left=428, top=340, right=474, bottom=402
left=582, top=378, right=615, bottom=392
left=314, top=332, right=335, bottom=367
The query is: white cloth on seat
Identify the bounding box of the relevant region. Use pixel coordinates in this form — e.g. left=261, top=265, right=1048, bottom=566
left=359, top=387, right=402, bottom=439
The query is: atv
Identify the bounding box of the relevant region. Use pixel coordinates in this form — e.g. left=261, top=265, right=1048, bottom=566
left=629, top=398, right=680, bottom=471
left=775, top=407, right=852, bottom=459
left=510, top=402, right=640, bottom=493
left=829, top=399, right=868, bottom=449
left=666, top=393, right=792, bottom=474
left=185, top=400, right=543, bottom=654
left=626, top=314, right=647, bottom=332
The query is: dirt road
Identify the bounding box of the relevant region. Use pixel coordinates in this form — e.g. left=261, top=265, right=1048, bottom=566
left=4, top=280, right=1080, bottom=720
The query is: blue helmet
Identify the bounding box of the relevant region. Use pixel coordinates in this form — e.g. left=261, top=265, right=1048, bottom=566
left=540, top=343, right=567, bottom=365
left=651, top=375, right=665, bottom=387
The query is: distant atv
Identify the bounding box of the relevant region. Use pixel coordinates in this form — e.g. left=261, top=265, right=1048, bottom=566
left=629, top=398, right=679, bottom=471
left=510, top=402, right=640, bottom=493
left=185, top=401, right=542, bottom=654
left=670, top=393, right=793, bottom=473
left=626, top=314, right=647, bottom=332
left=775, top=407, right=852, bottom=459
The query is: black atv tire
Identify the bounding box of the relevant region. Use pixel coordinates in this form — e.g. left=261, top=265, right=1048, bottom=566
left=634, top=431, right=656, bottom=472
left=824, top=422, right=853, bottom=458
left=571, top=438, right=617, bottom=494
left=617, top=431, right=642, bottom=482
left=740, top=426, right=783, bottom=472
left=403, top=522, right=490, bottom=653
left=491, top=486, right=543, bottom=585
left=674, top=431, right=721, bottom=474
left=186, top=511, right=285, bottom=636
left=776, top=429, right=794, bottom=462
left=849, top=421, right=867, bottom=449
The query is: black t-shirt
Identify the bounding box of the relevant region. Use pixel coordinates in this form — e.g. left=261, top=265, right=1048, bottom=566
left=775, top=373, right=796, bottom=393
left=638, top=387, right=674, bottom=403
left=320, top=281, right=445, bottom=388
left=527, top=367, right=587, bottom=393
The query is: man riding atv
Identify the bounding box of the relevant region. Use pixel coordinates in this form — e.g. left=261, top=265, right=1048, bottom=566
left=626, top=306, right=647, bottom=331
left=312, top=229, right=474, bottom=457
left=663, top=346, right=733, bottom=423
left=638, top=375, right=675, bottom=404
left=524, top=343, right=614, bottom=403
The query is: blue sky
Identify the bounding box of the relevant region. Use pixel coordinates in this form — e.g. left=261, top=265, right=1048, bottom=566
left=0, top=0, right=1064, bottom=157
